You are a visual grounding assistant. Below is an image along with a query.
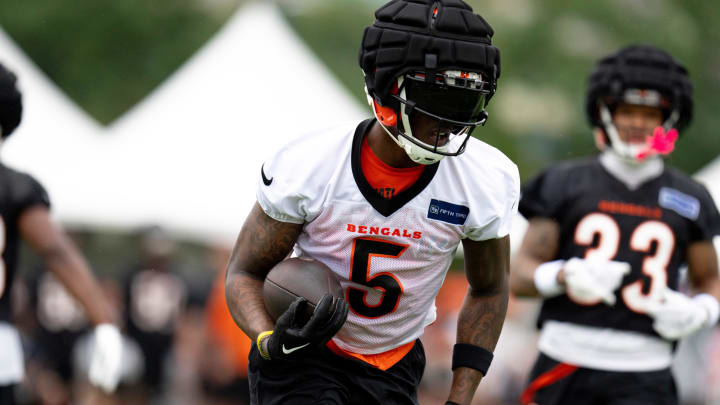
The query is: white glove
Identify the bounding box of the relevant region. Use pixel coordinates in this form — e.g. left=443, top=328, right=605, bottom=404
left=88, top=323, right=123, bottom=393
left=563, top=257, right=631, bottom=306
left=646, top=289, right=719, bottom=340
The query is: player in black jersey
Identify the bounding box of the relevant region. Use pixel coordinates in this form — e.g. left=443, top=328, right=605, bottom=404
left=0, top=61, right=123, bottom=404
left=510, top=45, right=720, bottom=405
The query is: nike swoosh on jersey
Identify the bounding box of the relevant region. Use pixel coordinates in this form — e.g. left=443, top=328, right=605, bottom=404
left=261, top=164, right=273, bottom=186
left=282, top=343, right=310, bottom=354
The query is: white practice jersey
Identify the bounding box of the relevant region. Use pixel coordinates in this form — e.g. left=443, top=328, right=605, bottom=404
left=257, top=119, right=519, bottom=354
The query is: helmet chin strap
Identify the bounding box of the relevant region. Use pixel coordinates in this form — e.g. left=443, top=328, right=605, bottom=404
left=662, top=108, right=680, bottom=132
left=367, top=85, right=421, bottom=163
left=370, top=94, right=437, bottom=165
left=598, top=103, right=679, bottom=165
left=599, top=103, right=646, bottom=164
left=374, top=108, right=444, bottom=165
left=370, top=77, right=447, bottom=165
left=365, top=82, right=411, bottom=160
left=366, top=74, right=481, bottom=166
left=397, top=85, right=447, bottom=165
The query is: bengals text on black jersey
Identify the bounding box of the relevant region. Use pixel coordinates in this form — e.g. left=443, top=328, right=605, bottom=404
left=520, top=156, right=720, bottom=338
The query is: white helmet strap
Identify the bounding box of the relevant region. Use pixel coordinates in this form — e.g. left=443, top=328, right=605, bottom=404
left=599, top=102, right=679, bottom=164
left=599, top=103, right=645, bottom=163
left=367, top=72, right=485, bottom=166
left=397, top=79, right=446, bottom=165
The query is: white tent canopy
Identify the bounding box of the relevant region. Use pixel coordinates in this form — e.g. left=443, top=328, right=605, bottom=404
left=1, top=2, right=365, bottom=244
left=3, top=1, right=718, bottom=248
left=694, top=158, right=720, bottom=205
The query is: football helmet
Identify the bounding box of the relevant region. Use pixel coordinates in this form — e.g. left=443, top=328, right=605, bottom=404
left=585, top=45, right=693, bottom=163
left=0, top=62, right=22, bottom=139
left=359, top=0, right=501, bottom=164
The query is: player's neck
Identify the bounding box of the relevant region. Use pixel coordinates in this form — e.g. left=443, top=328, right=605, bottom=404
left=599, top=150, right=664, bottom=190
left=367, top=121, right=419, bottom=169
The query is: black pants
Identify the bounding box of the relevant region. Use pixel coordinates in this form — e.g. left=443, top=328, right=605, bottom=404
left=521, top=352, right=678, bottom=405
left=0, top=384, right=15, bottom=405
left=248, top=340, right=425, bottom=405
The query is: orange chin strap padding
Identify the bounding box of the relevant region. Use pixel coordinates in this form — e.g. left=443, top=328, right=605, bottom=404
left=373, top=81, right=400, bottom=127
left=373, top=98, right=397, bottom=127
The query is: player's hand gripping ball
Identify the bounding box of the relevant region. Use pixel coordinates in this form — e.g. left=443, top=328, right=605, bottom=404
left=259, top=258, right=348, bottom=361
left=263, top=257, right=344, bottom=322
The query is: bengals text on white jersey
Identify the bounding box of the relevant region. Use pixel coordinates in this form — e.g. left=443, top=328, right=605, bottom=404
left=257, top=119, right=519, bottom=354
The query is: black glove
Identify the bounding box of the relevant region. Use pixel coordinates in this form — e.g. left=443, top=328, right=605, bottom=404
left=258, top=294, right=348, bottom=361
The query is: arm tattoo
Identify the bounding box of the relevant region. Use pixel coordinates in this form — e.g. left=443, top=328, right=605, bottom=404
left=237, top=204, right=302, bottom=280
left=458, top=235, right=510, bottom=349
left=225, top=203, right=304, bottom=339
left=447, top=237, right=510, bottom=401
left=456, top=286, right=509, bottom=349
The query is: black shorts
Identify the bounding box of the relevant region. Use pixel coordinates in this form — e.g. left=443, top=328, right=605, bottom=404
left=201, top=375, right=250, bottom=403
left=248, top=339, right=425, bottom=405
left=0, top=384, right=15, bottom=405
left=521, top=352, right=677, bottom=405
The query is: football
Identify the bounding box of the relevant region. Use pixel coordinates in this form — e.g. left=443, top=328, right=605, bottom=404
left=263, top=257, right=343, bottom=322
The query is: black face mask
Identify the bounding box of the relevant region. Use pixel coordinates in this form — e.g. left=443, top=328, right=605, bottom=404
left=403, top=76, right=488, bottom=123
left=379, top=71, right=493, bottom=162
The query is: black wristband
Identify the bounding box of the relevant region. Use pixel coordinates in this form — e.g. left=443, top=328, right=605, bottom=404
left=451, top=343, right=493, bottom=375
left=445, top=402, right=461, bottom=405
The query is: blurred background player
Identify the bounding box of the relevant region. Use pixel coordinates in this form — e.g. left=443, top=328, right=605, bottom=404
left=122, top=226, right=188, bottom=403
left=0, top=61, right=123, bottom=403
left=200, top=245, right=251, bottom=405
left=225, top=1, right=519, bottom=404
left=24, top=269, right=91, bottom=405
left=510, top=45, right=720, bottom=405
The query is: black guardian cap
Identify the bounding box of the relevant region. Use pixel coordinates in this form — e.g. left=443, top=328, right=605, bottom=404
left=586, top=45, right=693, bottom=132
left=359, top=0, right=500, bottom=106
left=0, top=62, right=22, bottom=138
left=358, top=0, right=501, bottom=164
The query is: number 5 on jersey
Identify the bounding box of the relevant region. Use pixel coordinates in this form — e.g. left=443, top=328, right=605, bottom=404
left=348, top=237, right=407, bottom=318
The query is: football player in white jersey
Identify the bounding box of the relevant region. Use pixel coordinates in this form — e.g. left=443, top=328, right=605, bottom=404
left=510, top=45, right=720, bottom=405
left=225, top=1, right=519, bottom=404
left=0, top=61, right=123, bottom=403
